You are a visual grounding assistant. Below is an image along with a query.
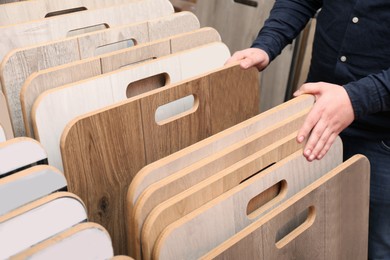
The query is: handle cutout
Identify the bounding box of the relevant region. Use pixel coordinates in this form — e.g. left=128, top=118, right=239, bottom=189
left=67, top=23, right=109, bottom=37
left=95, top=39, right=136, bottom=56
left=275, top=206, right=316, bottom=249
left=233, top=0, right=258, bottom=7
left=45, top=7, right=87, bottom=18
left=127, top=73, right=169, bottom=98
left=155, top=95, right=198, bottom=125
left=247, top=179, right=287, bottom=218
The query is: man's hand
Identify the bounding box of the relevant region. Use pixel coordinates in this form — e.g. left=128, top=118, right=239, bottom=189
left=225, top=48, right=270, bottom=71
left=294, top=82, right=355, bottom=161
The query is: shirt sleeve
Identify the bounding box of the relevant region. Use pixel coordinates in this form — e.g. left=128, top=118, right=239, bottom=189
left=343, top=69, right=390, bottom=119
left=251, top=0, right=323, bottom=61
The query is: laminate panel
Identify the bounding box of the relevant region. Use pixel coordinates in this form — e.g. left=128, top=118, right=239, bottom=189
left=12, top=223, right=114, bottom=260
left=0, top=0, right=173, bottom=60
left=0, top=91, right=13, bottom=139
left=0, top=192, right=87, bottom=259
left=0, top=165, right=66, bottom=216
left=0, top=0, right=139, bottom=26
left=127, top=95, right=315, bottom=223
left=153, top=140, right=343, bottom=260
left=60, top=64, right=259, bottom=255
left=0, top=137, right=47, bottom=177
left=20, top=13, right=205, bottom=138
left=139, top=118, right=308, bottom=259
left=3, top=11, right=196, bottom=136
left=33, top=43, right=230, bottom=171
left=202, top=155, right=369, bottom=260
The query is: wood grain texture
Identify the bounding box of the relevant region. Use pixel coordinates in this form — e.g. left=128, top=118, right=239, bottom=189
left=0, top=192, right=87, bottom=259
left=134, top=108, right=310, bottom=256
left=0, top=137, right=47, bottom=176
left=0, top=165, right=66, bottom=216
left=60, top=64, right=259, bottom=256
left=153, top=138, right=343, bottom=260
left=0, top=0, right=139, bottom=26
left=12, top=222, right=114, bottom=260
left=20, top=12, right=203, bottom=138
left=202, top=155, right=369, bottom=260
left=61, top=100, right=145, bottom=256
left=33, top=43, right=229, bottom=171
left=127, top=95, right=315, bottom=221
left=195, top=0, right=294, bottom=112
left=2, top=11, right=197, bottom=137
left=141, top=132, right=304, bottom=260
left=0, top=90, right=13, bottom=139
left=0, top=0, right=173, bottom=60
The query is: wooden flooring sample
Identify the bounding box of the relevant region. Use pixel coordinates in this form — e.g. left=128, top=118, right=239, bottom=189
left=140, top=132, right=304, bottom=260
left=2, top=10, right=195, bottom=136
left=0, top=0, right=173, bottom=61
left=135, top=109, right=311, bottom=259
left=0, top=165, right=67, bottom=216
left=0, top=0, right=140, bottom=26
left=0, top=192, right=87, bottom=259
left=13, top=222, right=114, bottom=260
left=21, top=26, right=219, bottom=138
left=127, top=95, right=315, bottom=218
left=60, top=64, right=259, bottom=255
left=0, top=91, right=13, bottom=139
left=33, top=42, right=230, bottom=171
left=0, top=137, right=47, bottom=177
left=202, top=155, right=369, bottom=260
left=153, top=139, right=343, bottom=260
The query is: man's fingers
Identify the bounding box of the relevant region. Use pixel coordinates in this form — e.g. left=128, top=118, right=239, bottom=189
left=309, top=125, right=332, bottom=160
left=317, top=133, right=338, bottom=160
left=294, top=82, right=322, bottom=97
left=296, top=106, right=321, bottom=144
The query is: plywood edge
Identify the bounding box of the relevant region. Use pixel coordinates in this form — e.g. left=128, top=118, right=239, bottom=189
left=12, top=222, right=111, bottom=259
left=0, top=164, right=64, bottom=184
left=0, top=191, right=85, bottom=222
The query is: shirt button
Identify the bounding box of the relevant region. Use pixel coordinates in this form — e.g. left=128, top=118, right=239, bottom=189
left=352, top=17, right=359, bottom=23
left=340, top=56, right=347, bottom=62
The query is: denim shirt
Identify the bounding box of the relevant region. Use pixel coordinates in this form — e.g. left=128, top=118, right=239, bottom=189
left=252, top=0, right=390, bottom=139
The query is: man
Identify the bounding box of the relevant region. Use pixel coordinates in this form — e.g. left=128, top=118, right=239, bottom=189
left=227, top=1, right=390, bottom=259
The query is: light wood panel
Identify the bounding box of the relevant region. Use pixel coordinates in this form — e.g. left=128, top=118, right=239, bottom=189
left=0, top=165, right=66, bottom=216
left=60, top=64, right=259, bottom=255
left=153, top=140, right=343, bottom=260
left=0, top=90, right=13, bottom=139
left=202, top=155, right=369, bottom=260
left=0, top=0, right=139, bottom=26
left=195, top=0, right=295, bottom=111
left=0, top=137, right=47, bottom=177
left=2, top=9, right=194, bottom=137
left=33, top=42, right=230, bottom=171
left=0, top=192, right=87, bottom=259
left=21, top=26, right=219, bottom=138
left=12, top=222, right=114, bottom=260
left=127, top=95, right=315, bottom=218
left=139, top=122, right=307, bottom=259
